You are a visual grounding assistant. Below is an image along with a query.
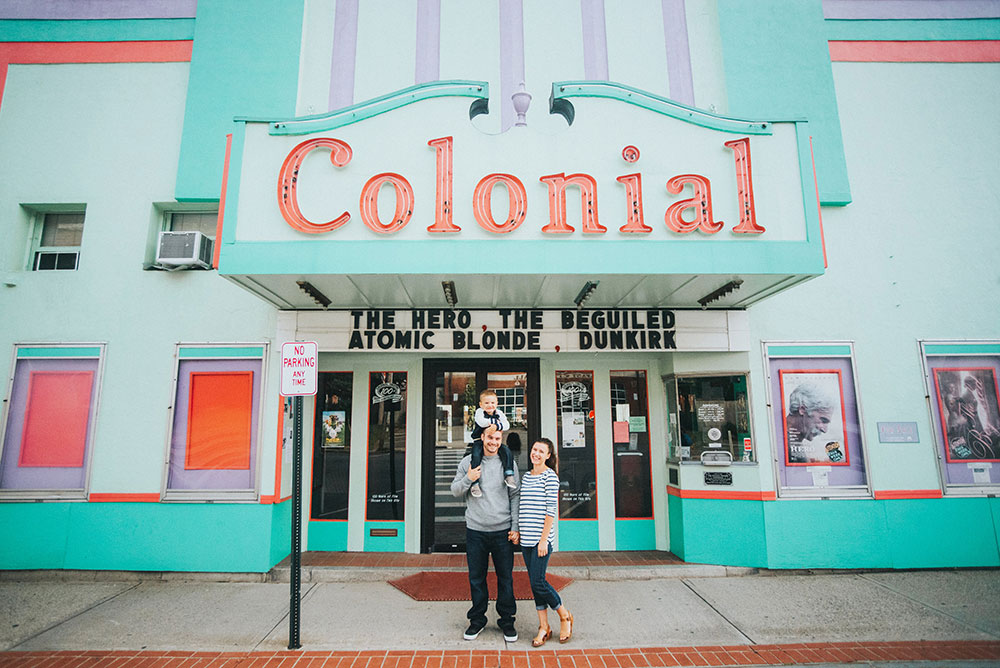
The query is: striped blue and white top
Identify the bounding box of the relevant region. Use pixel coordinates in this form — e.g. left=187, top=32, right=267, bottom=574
left=518, top=468, right=559, bottom=548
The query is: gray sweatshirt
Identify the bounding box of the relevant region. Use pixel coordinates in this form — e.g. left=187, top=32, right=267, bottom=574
left=450, top=451, right=519, bottom=533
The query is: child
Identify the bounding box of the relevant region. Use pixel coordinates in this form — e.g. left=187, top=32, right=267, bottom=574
left=469, top=389, right=517, bottom=497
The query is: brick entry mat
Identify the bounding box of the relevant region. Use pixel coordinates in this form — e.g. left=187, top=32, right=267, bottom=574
left=388, top=570, right=573, bottom=601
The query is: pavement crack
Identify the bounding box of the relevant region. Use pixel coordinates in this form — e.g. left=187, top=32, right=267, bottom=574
left=8, top=581, right=143, bottom=651
left=857, top=572, right=1000, bottom=639
left=680, top=578, right=757, bottom=645
left=252, top=581, right=318, bottom=651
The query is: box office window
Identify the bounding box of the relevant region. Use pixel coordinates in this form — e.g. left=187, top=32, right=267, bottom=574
left=312, top=372, right=354, bottom=520
left=764, top=343, right=869, bottom=497
left=0, top=346, right=104, bottom=497
left=611, top=370, right=653, bottom=518
left=555, top=370, right=597, bottom=519
left=921, top=341, right=1000, bottom=490
left=366, top=372, right=406, bottom=520
left=166, top=350, right=263, bottom=498
left=669, top=375, right=752, bottom=463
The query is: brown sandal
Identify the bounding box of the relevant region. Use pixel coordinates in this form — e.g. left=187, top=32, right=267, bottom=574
left=532, top=625, right=552, bottom=647
left=558, top=611, right=574, bottom=643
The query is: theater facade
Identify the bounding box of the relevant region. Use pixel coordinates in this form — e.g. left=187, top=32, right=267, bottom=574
left=1, top=1, right=998, bottom=573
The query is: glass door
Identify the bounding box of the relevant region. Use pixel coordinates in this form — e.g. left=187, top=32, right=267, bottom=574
left=421, top=359, right=539, bottom=552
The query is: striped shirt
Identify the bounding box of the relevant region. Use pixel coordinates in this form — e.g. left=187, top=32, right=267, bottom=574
left=518, top=468, right=559, bottom=548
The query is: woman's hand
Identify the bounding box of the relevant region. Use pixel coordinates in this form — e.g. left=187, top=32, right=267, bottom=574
left=508, top=531, right=520, bottom=545
left=537, top=542, right=548, bottom=557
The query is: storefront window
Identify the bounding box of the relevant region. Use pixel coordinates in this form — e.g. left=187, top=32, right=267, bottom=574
left=555, top=370, right=597, bottom=519
left=366, top=371, right=406, bottom=520
left=669, top=375, right=752, bottom=464
left=765, top=344, right=869, bottom=496
left=0, top=345, right=104, bottom=497
left=921, top=341, right=1000, bottom=490
left=311, top=372, right=353, bottom=520
left=610, top=370, right=652, bottom=518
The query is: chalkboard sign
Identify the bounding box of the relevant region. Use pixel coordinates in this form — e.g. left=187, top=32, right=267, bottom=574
left=704, top=471, right=733, bottom=485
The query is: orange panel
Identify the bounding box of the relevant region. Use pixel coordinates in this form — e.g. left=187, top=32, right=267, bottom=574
left=186, top=372, right=253, bottom=470
left=19, top=371, right=94, bottom=468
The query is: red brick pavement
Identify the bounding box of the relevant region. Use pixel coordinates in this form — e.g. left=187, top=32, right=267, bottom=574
left=2, top=641, right=999, bottom=668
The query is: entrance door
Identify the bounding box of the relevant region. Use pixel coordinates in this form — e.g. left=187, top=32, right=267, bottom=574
left=421, top=359, right=539, bottom=552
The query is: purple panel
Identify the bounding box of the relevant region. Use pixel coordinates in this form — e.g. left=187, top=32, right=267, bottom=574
left=0, top=0, right=198, bottom=20
left=329, top=0, right=359, bottom=111
left=823, top=0, right=1000, bottom=20
left=768, top=356, right=868, bottom=490
left=924, top=355, right=1000, bottom=486
left=499, top=0, right=525, bottom=131
left=167, top=359, right=261, bottom=491
left=662, top=0, right=694, bottom=106
left=580, top=0, right=609, bottom=80
left=415, top=0, right=441, bottom=84
left=0, top=358, right=99, bottom=491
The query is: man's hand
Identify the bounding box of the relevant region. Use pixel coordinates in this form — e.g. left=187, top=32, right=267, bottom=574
left=467, top=465, right=482, bottom=483
left=508, top=531, right=519, bottom=545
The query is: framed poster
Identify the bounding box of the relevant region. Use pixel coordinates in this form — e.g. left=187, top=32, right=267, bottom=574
left=765, top=342, right=869, bottom=497
left=779, top=369, right=850, bottom=466
left=321, top=410, right=347, bottom=448
left=932, top=367, right=1000, bottom=463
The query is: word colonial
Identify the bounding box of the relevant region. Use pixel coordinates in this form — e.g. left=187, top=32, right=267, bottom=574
left=341, top=309, right=679, bottom=353
left=277, top=135, right=764, bottom=236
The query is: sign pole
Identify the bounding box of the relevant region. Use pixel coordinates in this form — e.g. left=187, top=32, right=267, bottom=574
left=279, top=340, right=317, bottom=651
left=289, top=394, right=303, bottom=650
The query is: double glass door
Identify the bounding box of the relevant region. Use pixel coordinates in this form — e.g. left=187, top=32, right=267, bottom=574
left=421, top=359, right=539, bottom=552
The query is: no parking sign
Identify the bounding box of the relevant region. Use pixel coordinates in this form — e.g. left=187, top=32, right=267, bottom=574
left=280, top=341, right=318, bottom=396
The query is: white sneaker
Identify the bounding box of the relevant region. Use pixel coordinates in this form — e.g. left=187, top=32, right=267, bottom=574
left=504, top=475, right=517, bottom=489
left=470, top=484, right=483, bottom=498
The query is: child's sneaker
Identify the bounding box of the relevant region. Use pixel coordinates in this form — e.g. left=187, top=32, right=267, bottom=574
left=470, top=484, right=483, bottom=498
left=504, top=475, right=517, bottom=489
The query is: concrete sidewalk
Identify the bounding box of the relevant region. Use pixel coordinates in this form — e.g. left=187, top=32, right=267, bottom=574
left=1, top=567, right=998, bottom=665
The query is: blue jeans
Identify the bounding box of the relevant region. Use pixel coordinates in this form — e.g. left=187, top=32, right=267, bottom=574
left=521, top=543, right=562, bottom=611
left=466, top=528, right=516, bottom=627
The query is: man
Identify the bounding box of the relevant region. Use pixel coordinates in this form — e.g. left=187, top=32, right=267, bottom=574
left=785, top=383, right=834, bottom=463
left=451, top=427, right=520, bottom=642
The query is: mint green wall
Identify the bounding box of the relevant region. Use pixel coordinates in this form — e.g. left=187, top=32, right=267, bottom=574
left=175, top=0, right=304, bottom=201
left=307, top=521, right=349, bottom=551
left=668, top=498, right=1000, bottom=569
left=615, top=519, right=656, bottom=551
left=717, top=0, right=851, bottom=205
left=0, top=503, right=291, bottom=572
left=825, top=18, right=1000, bottom=41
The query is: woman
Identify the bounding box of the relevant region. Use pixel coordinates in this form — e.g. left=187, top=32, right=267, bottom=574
left=517, top=437, right=573, bottom=647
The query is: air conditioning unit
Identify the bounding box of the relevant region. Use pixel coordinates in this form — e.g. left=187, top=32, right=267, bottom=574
left=156, top=231, right=213, bottom=269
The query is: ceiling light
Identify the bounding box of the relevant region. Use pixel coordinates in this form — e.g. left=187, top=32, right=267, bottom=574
left=296, top=280, right=331, bottom=308
left=697, top=279, right=743, bottom=308
left=574, top=280, right=599, bottom=308
left=442, top=280, right=458, bottom=307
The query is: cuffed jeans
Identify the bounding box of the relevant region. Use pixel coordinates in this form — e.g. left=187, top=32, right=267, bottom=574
left=521, top=543, right=562, bottom=611
left=466, top=528, right=516, bottom=627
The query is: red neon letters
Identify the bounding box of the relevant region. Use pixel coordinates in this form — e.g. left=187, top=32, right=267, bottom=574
left=276, top=136, right=764, bottom=236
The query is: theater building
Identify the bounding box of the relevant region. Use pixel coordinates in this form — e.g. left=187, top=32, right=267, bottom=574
left=1, top=1, right=998, bottom=573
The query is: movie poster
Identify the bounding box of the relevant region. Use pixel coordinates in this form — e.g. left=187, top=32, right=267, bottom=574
left=933, top=367, right=1000, bottom=462
left=779, top=369, right=850, bottom=466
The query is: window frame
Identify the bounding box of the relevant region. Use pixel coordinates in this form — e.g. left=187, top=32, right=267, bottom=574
left=160, top=343, right=269, bottom=502
left=145, top=203, right=220, bottom=270
left=763, top=341, right=872, bottom=499
left=0, top=343, right=106, bottom=500
left=664, top=371, right=758, bottom=466
left=24, top=206, right=87, bottom=272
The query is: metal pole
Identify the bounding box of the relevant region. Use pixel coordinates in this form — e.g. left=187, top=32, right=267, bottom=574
left=288, top=394, right=303, bottom=650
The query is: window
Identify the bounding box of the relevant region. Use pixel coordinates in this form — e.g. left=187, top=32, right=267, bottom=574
left=311, top=372, right=354, bottom=520
left=555, top=370, right=597, bottom=519
left=0, top=345, right=104, bottom=498
left=366, top=372, right=407, bottom=520
left=610, top=370, right=652, bottom=518
left=667, top=374, right=752, bottom=464
left=764, top=343, right=869, bottom=497
left=164, top=345, right=266, bottom=500
left=167, top=211, right=218, bottom=239
left=921, top=340, right=1000, bottom=492
left=31, top=212, right=85, bottom=271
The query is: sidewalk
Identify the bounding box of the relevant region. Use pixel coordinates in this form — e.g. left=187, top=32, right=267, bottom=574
left=1, top=557, right=998, bottom=667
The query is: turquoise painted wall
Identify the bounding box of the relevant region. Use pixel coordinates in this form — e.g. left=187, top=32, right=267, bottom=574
left=174, top=0, right=304, bottom=200
left=0, top=503, right=292, bottom=573
left=307, top=520, right=349, bottom=551
left=717, top=0, right=851, bottom=205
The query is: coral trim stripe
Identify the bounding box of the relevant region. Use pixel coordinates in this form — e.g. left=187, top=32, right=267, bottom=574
left=829, top=40, right=1000, bottom=62
left=874, top=489, right=944, bottom=500
left=88, top=493, right=160, bottom=502
left=214, top=133, right=233, bottom=269
left=667, top=486, right=777, bottom=501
